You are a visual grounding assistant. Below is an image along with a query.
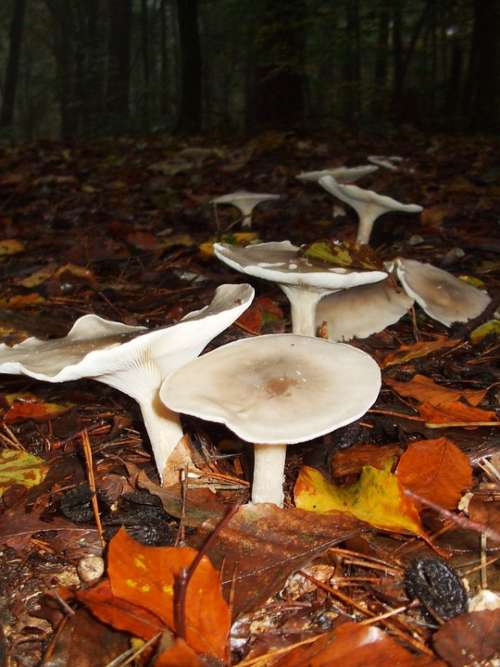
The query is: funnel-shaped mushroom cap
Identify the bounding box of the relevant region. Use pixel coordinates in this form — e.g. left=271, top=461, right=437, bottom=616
left=316, top=279, right=414, bottom=341
left=214, top=241, right=387, bottom=291
left=297, top=165, right=378, bottom=184
left=214, top=241, right=387, bottom=337
left=0, top=283, right=255, bottom=481
left=160, top=335, right=381, bottom=444
left=210, top=191, right=280, bottom=228
left=395, top=258, right=491, bottom=327
left=319, top=175, right=423, bottom=245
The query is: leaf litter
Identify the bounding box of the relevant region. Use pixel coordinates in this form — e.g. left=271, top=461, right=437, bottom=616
left=0, top=132, right=498, bottom=666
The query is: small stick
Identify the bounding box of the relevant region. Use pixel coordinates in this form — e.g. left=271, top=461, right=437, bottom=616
left=481, top=532, right=488, bottom=589
left=174, top=466, right=189, bottom=547
left=81, top=430, right=105, bottom=549
left=174, top=505, right=238, bottom=641
left=103, top=632, right=162, bottom=667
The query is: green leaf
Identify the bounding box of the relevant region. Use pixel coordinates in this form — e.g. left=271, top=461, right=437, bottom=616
left=0, top=450, right=48, bottom=496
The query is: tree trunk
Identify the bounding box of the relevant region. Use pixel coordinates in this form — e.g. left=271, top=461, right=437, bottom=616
left=106, top=0, right=132, bottom=125
left=1, top=0, right=28, bottom=128
left=141, top=0, right=151, bottom=131
left=176, top=0, right=202, bottom=133
left=466, top=0, right=500, bottom=131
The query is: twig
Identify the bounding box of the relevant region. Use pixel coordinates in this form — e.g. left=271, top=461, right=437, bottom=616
left=103, top=632, right=162, bottom=667
left=81, top=430, right=106, bottom=549
left=235, top=632, right=327, bottom=666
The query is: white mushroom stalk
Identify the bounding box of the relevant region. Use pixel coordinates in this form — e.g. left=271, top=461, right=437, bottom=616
left=394, top=258, right=491, bottom=326
left=214, top=240, right=387, bottom=337
left=210, top=190, right=281, bottom=229
left=0, top=283, right=254, bottom=482
left=296, top=165, right=378, bottom=184
left=319, top=175, right=423, bottom=245
left=160, top=334, right=381, bottom=506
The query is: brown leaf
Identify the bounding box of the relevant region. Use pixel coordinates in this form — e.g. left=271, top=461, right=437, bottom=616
left=433, top=610, right=500, bottom=666
left=273, top=622, right=443, bottom=666
left=154, top=638, right=208, bottom=666
left=397, top=438, right=472, bottom=510
left=418, top=400, right=499, bottom=425
left=194, top=503, right=362, bottom=617
left=382, top=338, right=459, bottom=367
left=331, top=443, right=402, bottom=478
left=385, top=374, right=488, bottom=407
left=235, top=296, right=285, bottom=335
left=468, top=496, right=500, bottom=543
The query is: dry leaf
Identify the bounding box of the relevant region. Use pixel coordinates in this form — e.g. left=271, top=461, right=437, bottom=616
left=397, top=438, right=472, bottom=509
left=235, top=296, right=284, bottom=334
left=382, top=338, right=458, bottom=367
left=0, top=450, right=48, bottom=496
left=3, top=392, right=73, bottom=423
left=385, top=374, right=488, bottom=407
left=331, top=443, right=402, bottom=478
left=0, top=239, right=24, bottom=256
left=418, top=400, right=499, bottom=425
left=433, top=610, right=500, bottom=666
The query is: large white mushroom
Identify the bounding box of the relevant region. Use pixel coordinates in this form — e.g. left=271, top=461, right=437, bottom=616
left=0, top=283, right=254, bottom=481
left=214, top=240, right=387, bottom=336
left=296, top=165, right=378, bottom=184
left=210, top=190, right=280, bottom=229
left=319, top=175, right=423, bottom=245
left=394, top=258, right=491, bottom=326
left=160, top=334, right=381, bottom=506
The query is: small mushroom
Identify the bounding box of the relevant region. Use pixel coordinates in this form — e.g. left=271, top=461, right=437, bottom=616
left=214, top=240, right=387, bottom=336
left=316, top=279, right=414, bottom=341
left=297, top=165, right=378, bottom=184
left=0, top=283, right=254, bottom=481
left=395, top=258, right=491, bottom=326
left=319, top=175, right=423, bottom=245
left=210, top=190, right=280, bottom=229
left=160, top=334, right=381, bottom=506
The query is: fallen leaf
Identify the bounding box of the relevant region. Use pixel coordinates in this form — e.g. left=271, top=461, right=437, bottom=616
left=235, top=295, right=285, bottom=334
left=294, top=464, right=423, bottom=536
left=420, top=205, right=457, bottom=229
left=199, top=232, right=258, bottom=257
left=468, top=496, right=500, bottom=543
left=303, top=240, right=383, bottom=270
left=0, top=450, right=48, bottom=496
left=382, top=338, right=458, bottom=367
left=0, top=239, right=24, bottom=256
left=385, top=374, right=488, bottom=407
left=0, top=293, right=45, bottom=308
left=107, top=528, right=229, bottom=660
left=3, top=392, right=74, bottom=423
left=155, top=638, right=207, bottom=666
left=331, top=443, right=402, bottom=478
left=273, top=621, right=443, bottom=666
left=470, top=319, right=500, bottom=343
left=418, top=400, right=499, bottom=425
left=433, top=609, right=500, bottom=666
left=397, top=438, right=472, bottom=510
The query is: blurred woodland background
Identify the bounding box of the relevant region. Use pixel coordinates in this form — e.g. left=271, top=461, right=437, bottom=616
left=0, top=0, right=499, bottom=141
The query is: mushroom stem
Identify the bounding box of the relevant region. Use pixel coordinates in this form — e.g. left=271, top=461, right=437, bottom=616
left=252, top=443, right=287, bottom=506
left=355, top=210, right=379, bottom=245
left=137, top=392, right=184, bottom=483
left=280, top=285, right=331, bottom=336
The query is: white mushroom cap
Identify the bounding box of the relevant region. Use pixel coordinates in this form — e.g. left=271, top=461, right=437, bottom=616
left=316, top=279, right=414, bottom=341
left=214, top=241, right=387, bottom=336
left=210, top=190, right=280, bottom=229
left=319, top=175, right=423, bottom=245
left=395, top=258, right=491, bottom=327
left=367, top=155, right=404, bottom=171
left=297, top=165, right=378, bottom=184
left=160, top=334, right=381, bottom=505
left=0, top=283, right=255, bottom=481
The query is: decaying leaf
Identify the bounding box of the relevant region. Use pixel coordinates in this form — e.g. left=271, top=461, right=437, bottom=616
left=0, top=239, right=24, bottom=256
left=2, top=392, right=74, bottom=423
left=470, top=319, right=500, bottom=343
left=303, top=239, right=383, bottom=270
left=331, top=443, right=402, bottom=478
left=433, top=609, right=500, bottom=667
left=235, top=295, right=285, bottom=334
left=0, top=449, right=48, bottom=496
left=382, top=337, right=459, bottom=367
left=294, top=463, right=423, bottom=536
left=397, top=438, right=472, bottom=510
left=418, top=400, right=499, bottom=426
left=385, top=374, right=488, bottom=407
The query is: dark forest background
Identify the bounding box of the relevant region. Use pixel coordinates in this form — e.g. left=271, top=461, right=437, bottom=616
left=0, top=0, right=499, bottom=141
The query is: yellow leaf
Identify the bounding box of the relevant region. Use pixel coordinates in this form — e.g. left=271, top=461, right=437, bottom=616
left=199, top=232, right=258, bottom=257
left=0, top=239, right=24, bottom=256
left=17, top=266, right=56, bottom=288
left=0, top=294, right=45, bottom=308
left=294, top=464, right=423, bottom=536
left=470, top=319, right=500, bottom=344
left=0, top=450, right=48, bottom=496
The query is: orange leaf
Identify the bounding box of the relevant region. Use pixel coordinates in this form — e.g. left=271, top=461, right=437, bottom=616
left=154, top=638, right=206, bottom=667
left=382, top=338, right=458, bottom=367
left=385, top=374, right=488, bottom=407
left=77, top=579, right=165, bottom=640
left=331, top=443, right=402, bottom=478
left=235, top=296, right=284, bottom=334
left=273, top=622, right=443, bottom=666
left=418, top=400, right=499, bottom=425
left=108, top=528, right=230, bottom=660
left=3, top=393, right=73, bottom=423
left=397, top=438, right=472, bottom=509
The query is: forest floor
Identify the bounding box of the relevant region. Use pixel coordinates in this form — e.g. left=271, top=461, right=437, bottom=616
left=0, top=130, right=498, bottom=666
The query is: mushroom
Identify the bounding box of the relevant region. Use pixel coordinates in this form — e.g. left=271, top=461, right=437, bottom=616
left=214, top=240, right=387, bottom=337
left=367, top=155, right=404, bottom=171
left=0, top=283, right=254, bottom=481
left=160, top=334, right=381, bottom=506
left=319, top=175, right=423, bottom=245
left=394, top=258, right=491, bottom=326
left=296, top=165, right=378, bottom=184
left=316, top=279, right=414, bottom=341
left=210, top=190, right=281, bottom=229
